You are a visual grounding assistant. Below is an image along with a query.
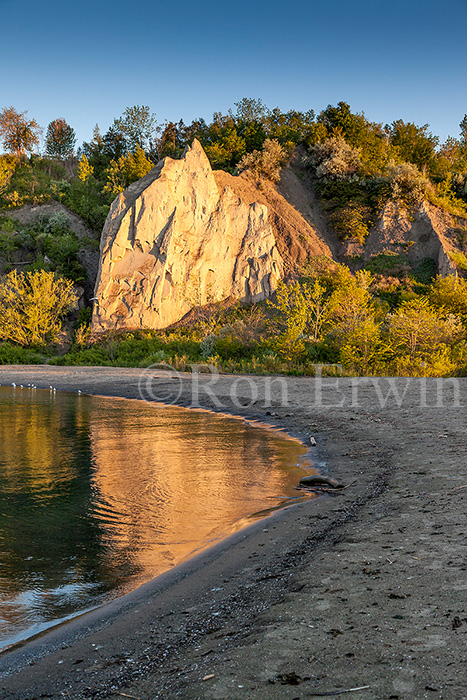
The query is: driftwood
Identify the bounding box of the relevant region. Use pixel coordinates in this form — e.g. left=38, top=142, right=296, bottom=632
left=296, top=475, right=356, bottom=494
left=307, top=685, right=370, bottom=696
left=299, top=475, right=343, bottom=488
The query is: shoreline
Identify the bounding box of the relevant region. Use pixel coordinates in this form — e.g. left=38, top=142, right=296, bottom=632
left=0, top=367, right=465, bottom=699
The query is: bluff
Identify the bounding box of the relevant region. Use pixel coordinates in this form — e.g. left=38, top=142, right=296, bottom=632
left=339, top=200, right=462, bottom=276
left=92, top=140, right=286, bottom=332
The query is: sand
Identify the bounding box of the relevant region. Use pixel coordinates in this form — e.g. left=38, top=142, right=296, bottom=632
left=0, top=366, right=465, bottom=700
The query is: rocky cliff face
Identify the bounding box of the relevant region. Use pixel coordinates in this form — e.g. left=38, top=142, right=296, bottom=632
left=92, top=140, right=284, bottom=332
left=339, top=200, right=463, bottom=275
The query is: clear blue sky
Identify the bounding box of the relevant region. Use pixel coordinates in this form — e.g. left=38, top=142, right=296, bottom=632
left=1, top=0, right=466, bottom=149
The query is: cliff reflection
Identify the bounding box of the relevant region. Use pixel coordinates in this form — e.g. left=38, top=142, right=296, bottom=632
left=0, top=387, right=307, bottom=649
left=89, top=402, right=307, bottom=571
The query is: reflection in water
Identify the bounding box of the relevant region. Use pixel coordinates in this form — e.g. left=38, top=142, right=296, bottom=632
left=0, top=386, right=309, bottom=649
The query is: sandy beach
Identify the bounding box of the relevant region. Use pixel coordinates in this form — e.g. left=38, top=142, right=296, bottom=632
left=0, top=366, right=465, bottom=700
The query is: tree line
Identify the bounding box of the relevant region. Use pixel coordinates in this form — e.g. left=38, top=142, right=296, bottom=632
left=1, top=99, right=467, bottom=230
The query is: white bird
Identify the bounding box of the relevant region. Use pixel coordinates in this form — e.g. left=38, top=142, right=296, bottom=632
left=11, top=383, right=16, bottom=388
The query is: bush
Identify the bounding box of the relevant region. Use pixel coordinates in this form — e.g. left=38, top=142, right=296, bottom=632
left=365, top=252, right=411, bottom=277
left=304, top=135, right=361, bottom=180
left=330, top=202, right=372, bottom=243
left=0, top=269, right=78, bottom=347
left=0, top=342, right=46, bottom=364
left=236, top=138, right=286, bottom=182
left=383, top=161, right=430, bottom=205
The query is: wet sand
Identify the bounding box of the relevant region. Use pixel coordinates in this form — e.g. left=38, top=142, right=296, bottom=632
left=0, top=367, right=465, bottom=700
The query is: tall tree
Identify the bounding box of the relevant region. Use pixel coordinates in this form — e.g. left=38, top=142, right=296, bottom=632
left=45, top=118, right=76, bottom=159
left=113, top=105, right=158, bottom=156
left=0, top=106, right=41, bottom=156
left=386, top=119, right=439, bottom=173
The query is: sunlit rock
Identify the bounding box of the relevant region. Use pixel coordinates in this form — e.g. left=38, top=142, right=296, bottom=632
left=92, top=140, right=284, bottom=332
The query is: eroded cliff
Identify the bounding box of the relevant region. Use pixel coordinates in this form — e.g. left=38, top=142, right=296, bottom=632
left=92, top=141, right=284, bottom=332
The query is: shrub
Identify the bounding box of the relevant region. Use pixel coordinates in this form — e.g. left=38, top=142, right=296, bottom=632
left=236, top=138, right=286, bottom=182
left=304, top=135, right=361, bottom=180
left=383, top=161, right=430, bottom=205
left=365, top=252, right=411, bottom=277
left=447, top=251, right=467, bottom=272
left=330, top=202, right=372, bottom=243
left=0, top=270, right=78, bottom=347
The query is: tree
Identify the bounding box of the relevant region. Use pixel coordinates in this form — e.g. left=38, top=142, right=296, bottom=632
left=45, top=118, right=76, bottom=159
left=81, top=124, right=108, bottom=177
left=429, top=275, right=467, bottom=326
left=103, top=145, right=154, bottom=196
left=78, top=154, right=94, bottom=182
left=0, top=106, right=41, bottom=156
left=0, top=270, right=78, bottom=346
left=460, top=114, right=467, bottom=145
left=234, top=97, right=267, bottom=125
left=386, top=297, right=464, bottom=361
left=269, top=279, right=332, bottom=361
left=103, top=126, right=128, bottom=160
left=326, top=273, right=381, bottom=372
left=386, top=120, right=439, bottom=173
left=113, top=105, right=158, bottom=155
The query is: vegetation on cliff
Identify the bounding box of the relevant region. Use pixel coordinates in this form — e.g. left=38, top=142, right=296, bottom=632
left=1, top=99, right=467, bottom=376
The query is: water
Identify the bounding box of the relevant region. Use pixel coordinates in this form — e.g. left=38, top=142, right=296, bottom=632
left=0, top=386, right=310, bottom=650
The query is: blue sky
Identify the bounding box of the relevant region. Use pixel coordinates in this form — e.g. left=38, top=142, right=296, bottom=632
left=1, top=0, right=466, bottom=149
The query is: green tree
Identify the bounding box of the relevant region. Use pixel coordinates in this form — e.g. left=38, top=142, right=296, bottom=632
left=386, top=120, right=439, bottom=173
left=0, top=106, right=41, bottom=156
left=45, top=118, right=76, bottom=159
left=269, top=279, right=332, bottom=361
left=113, top=105, right=158, bottom=156
left=265, top=107, right=315, bottom=149
left=234, top=97, right=268, bottom=124
left=0, top=270, right=78, bottom=347
left=326, top=272, right=381, bottom=373
left=386, top=297, right=464, bottom=363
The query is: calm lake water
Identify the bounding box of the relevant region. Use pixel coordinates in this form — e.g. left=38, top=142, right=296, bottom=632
left=0, top=386, right=309, bottom=650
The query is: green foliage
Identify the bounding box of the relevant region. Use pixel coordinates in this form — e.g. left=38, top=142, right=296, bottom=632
left=385, top=297, right=464, bottom=375
left=412, top=257, right=437, bottom=284
left=103, top=146, right=154, bottom=196
left=0, top=212, right=88, bottom=283
left=112, top=105, right=158, bottom=156
left=448, top=251, right=467, bottom=272
left=0, top=341, right=46, bottom=364
left=365, top=252, right=411, bottom=277
left=386, top=119, right=439, bottom=174
left=0, top=269, right=78, bottom=347
left=329, top=202, right=371, bottom=243
left=45, top=118, right=76, bottom=159
left=429, top=275, right=467, bottom=325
